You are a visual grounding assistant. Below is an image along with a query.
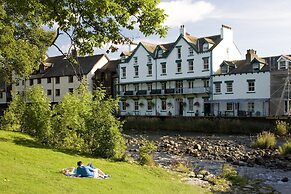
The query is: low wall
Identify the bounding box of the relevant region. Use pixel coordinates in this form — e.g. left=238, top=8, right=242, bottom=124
left=121, top=116, right=280, bottom=135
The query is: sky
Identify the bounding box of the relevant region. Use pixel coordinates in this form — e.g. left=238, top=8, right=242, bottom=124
left=48, top=0, right=291, bottom=59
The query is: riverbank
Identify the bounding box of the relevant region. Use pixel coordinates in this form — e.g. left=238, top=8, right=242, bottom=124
left=124, top=129, right=291, bottom=194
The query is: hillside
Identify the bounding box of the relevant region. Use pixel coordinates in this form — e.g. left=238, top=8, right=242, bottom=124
left=0, top=131, right=208, bottom=194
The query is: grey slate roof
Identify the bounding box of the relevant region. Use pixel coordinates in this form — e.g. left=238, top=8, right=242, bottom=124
left=100, top=59, right=120, bottom=71
left=31, top=54, right=105, bottom=78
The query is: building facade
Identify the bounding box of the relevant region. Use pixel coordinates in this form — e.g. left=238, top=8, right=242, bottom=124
left=118, top=25, right=241, bottom=116
left=12, top=54, right=108, bottom=103
left=211, top=50, right=270, bottom=117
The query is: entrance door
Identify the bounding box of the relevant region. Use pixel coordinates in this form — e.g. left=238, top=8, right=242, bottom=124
left=204, top=103, right=210, bottom=116
left=179, top=101, right=183, bottom=116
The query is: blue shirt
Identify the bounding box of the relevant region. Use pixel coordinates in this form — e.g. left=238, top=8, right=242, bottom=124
left=76, top=166, right=94, bottom=177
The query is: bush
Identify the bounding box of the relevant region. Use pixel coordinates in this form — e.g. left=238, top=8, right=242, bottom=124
left=279, top=141, right=291, bottom=155
left=138, top=141, right=156, bottom=166
left=220, top=164, right=247, bottom=187
left=275, top=120, right=288, bottom=136
left=252, top=131, right=276, bottom=149
left=171, top=160, right=191, bottom=173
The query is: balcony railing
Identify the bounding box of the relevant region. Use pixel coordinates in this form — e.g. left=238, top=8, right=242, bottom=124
left=118, top=87, right=209, bottom=96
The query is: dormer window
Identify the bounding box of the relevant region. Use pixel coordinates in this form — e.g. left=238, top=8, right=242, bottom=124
left=133, top=57, right=138, bottom=65
left=147, top=55, right=152, bottom=64
left=279, top=61, right=286, bottom=70
left=203, top=43, right=209, bottom=51
left=158, top=50, right=163, bottom=58
left=221, top=65, right=228, bottom=74
left=121, top=55, right=126, bottom=62
left=253, top=63, right=259, bottom=71
left=188, top=47, right=194, bottom=56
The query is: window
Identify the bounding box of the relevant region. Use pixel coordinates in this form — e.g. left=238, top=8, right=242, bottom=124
left=188, top=60, right=194, bottom=72
left=203, top=57, right=209, bottom=70
left=226, top=81, right=233, bottom=93
left=121, top=85, right=126, bottom=92
left=121, top=67, right=126, bottom=78
left=248, top=102, right=255, bottom=112
left=161, top=82, right=166, bottom=90
left=203, top=43, right=208, bottom=51
left=279, top=61, right=286, bottom=70
left=134, top=100, right=139, bottom=111
left=177, top=47, right=181, bottom=59
left=204, top=80, right=209, bottom=88
left=161, top=99, right=166, bottom=110
left=68, top=88, right=74, bottom=93
left=177, top=62, right=182, bottom=73
left=147, top=64, right=152, bottom=76
left=161, top=63, right=166, bottom=74
left=47, top=89, right=52, bottom=96
left=147, top=83, right=152, bottom=91
left=68, top=76, right=74, bottom=83
left=188, top=98, right=194, bottom=111
left=176, top=80, right=183, bottom=93
left=188, top=80, right=194, bottom=88
left=247, top=80, right=255, bottom=92
left=134, top=84, right=139, bottom=92
left=147, top=100, right=152, bottom=111
left=29, top=79, right=33, bottom=86
left=47, top=78, right=51, bottom=83
left=55, top=89, right=60, bottom=96
left=134, top=66, right=139, bottom=77
left=121, top=101, right=126, bottom=111
left=214, top=82, right=221, bottom=93
left=133, top=57, right=138, bottom=65
left=55, top=77, right=60, bottom=84
left=0, top=92, right=3, bottom=99
left=158, top=50, right=163, bottom=58
left=147, top=55, right=152, bottom=64
left=188, top=47, right=194, bottom=56
left=226, top=103, right=233, bottom=111
left=37, top=78, right=41, bottom=84
left=221, top=65, right=228, bottom=74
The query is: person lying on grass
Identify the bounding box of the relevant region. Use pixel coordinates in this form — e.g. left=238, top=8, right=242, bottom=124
left=76, top=161, right=109, bottom=179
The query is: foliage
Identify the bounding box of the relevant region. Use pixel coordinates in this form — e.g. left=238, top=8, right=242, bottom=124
left=22, top=86, right=52, bottom=144
left=138, top=141, right=156, bottom=166
left=0, top=130, right=208, bottom=194
left=279, top=141, right=291, bottom=155
left=172, top=160, right=190, bottom=173
left=274, top=120, right=288, bottom=136
left=252, top=131, right=276, bottom=149
left=1, top=84, right=125, bottom=160
left=220, top=164, right=247, bottom=187
left=1, top=0, right=167, bottom=81
left=0, top=92, right=25, bottom=131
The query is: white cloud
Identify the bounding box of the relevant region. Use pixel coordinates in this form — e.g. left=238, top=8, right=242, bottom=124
left=159, top=0, right=215, bottom=27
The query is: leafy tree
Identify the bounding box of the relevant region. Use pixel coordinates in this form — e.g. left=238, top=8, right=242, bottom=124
left=1, top=0, right=167, bottom=81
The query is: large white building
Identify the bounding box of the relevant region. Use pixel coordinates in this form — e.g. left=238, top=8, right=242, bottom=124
left=12, top=54, right=108, bottom=103
left=118, top=25, right=241, bottom=116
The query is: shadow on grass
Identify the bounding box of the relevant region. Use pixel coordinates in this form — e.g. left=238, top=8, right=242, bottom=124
left=0, top=137, right=10, bottom=142
left=12, top=136, right=102, bottom=159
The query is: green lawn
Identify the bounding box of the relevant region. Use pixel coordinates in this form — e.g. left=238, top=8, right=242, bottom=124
left=0, top=131, right=209, bottom=194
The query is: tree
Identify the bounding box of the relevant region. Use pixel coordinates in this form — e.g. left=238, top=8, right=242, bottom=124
left=0, top=0, right=167, bottom=81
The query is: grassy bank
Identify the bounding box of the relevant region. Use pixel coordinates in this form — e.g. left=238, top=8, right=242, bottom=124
left=122, top=116, right=274, bottom=134
left=0, top=130, right=208, bottom=194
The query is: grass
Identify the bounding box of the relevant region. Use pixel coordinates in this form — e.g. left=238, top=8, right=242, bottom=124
left=279, top=141, right=291, bottom=155
left=274, top=120, right=288, bottom=136
left=0, top=130, right=209, bottom=194
left=252, top=131, right=276, bottom=149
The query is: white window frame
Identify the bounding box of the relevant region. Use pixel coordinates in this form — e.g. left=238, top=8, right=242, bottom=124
left=177, top=62, right=182, bottom=73
left=188, top=60, right=194, bottom=72
left=247, top=80, right=255, bottom=92
left=203, top=57, right=209, bottom=70
left=214, top=82, right=221, bottom=93
left=226, top=81, right=233, bottom=93
left=147, top=64, right=152, bottom=76
left=134, top=66, right=139, bottom=77
left=188, top=47, right=194, bottom=56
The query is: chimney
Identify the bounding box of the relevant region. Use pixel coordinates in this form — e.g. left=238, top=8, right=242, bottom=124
left=246, top=49, right=258, bottom=62
left=180, top=25, right=186, bottom=36
left=220, top=24, right=233, bottom=40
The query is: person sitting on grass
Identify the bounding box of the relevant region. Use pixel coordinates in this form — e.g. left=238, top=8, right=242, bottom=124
left=76, top=161, right=109, bottom=179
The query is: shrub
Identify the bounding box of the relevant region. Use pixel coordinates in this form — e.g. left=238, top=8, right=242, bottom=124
left=252, top=131, right=276, bottom=149
left=275, top=120, right=288, bottom=136
left=279, top=141, right=291, bottom=155
left=220, top=164, right=247, bottom=187
left=138, top=141, right=156, bottom=166
left=171, top=160, right=191, bottom=173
